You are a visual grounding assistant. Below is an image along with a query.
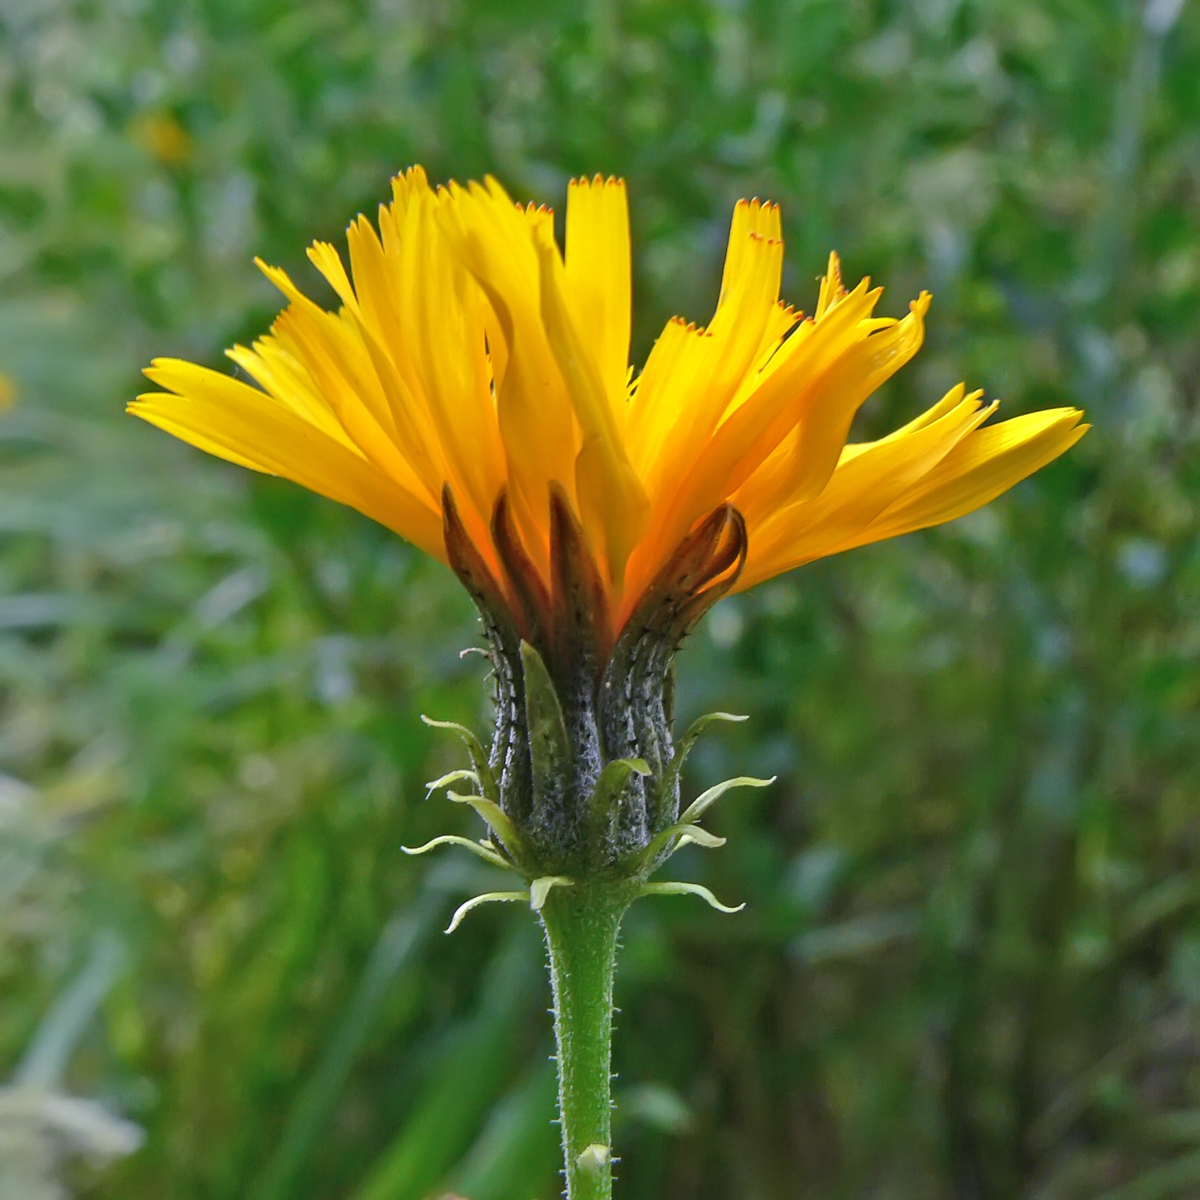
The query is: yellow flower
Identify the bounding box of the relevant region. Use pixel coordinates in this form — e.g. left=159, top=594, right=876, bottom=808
left=131, top=167, right=1086, bottom=636
left=130, top=111, right=193, bottom=167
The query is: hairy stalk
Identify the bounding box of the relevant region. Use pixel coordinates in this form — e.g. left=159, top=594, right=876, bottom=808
left=539, top=882, right=636, bottom=1200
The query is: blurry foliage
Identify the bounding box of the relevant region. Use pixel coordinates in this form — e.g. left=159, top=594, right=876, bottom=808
left=1, top=0, right=1199, bottom=1198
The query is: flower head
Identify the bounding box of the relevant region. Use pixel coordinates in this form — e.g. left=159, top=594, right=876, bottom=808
left=131, top=167, right=1086, bottom=871
left=133, top=167, right=1084, bottom=630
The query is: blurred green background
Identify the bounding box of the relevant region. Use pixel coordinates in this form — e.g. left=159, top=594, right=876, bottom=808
left=1, top=1, right=1198, bottom=1198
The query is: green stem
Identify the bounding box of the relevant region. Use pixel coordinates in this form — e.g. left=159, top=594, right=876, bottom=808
left=539, top=882, right=634, bottom=1200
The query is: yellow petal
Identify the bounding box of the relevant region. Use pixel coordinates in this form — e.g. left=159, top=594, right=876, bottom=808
left=626, top=318, right=704, bottom=476
left=225, top=336, right=355, bottom=449
left=388, top=187, right=505, bottom=531
left=630, top=228, right=785, bottom=564
left=307, top=240, right=359, bottom=313
left=815, top=251, right=847, bottom=318
left=718, top=198, right=782, bottom=308
left=736, top=386, right=995, bottom=587
left=254, top=258, right=453, bottom=497
left=131, top=360, right=444, bottom=559
left=267, top=303, right=441, bottom=501
left=565, top=176, right=632, bottom=419
left=739, top=405, right=1087, bottom=587
left=782, top=291, right=930, bottom=502
left=436, top=177, right=578, bottom=566
left=858, top=407, right=1089, bottom=543
left=534, top=223, right=648, bottom=585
